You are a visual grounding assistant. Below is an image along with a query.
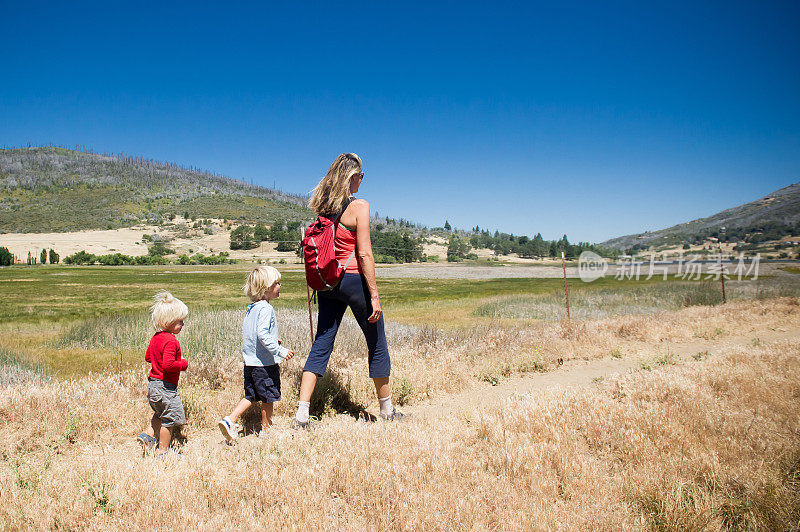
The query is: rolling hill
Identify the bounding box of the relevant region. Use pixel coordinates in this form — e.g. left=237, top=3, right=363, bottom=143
left=601, top=182, right=800, bottom=251
left=0, top=146, right=312, bottom=233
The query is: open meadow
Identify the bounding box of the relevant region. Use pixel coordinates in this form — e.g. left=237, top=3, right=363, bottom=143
left=1, top=264, right=799, bottom=530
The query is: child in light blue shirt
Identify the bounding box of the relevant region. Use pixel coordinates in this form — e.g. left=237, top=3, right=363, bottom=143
left=218, top=266, right=293, bottom=441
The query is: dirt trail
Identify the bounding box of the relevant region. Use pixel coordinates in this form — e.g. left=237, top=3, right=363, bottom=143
left=405, top=325, right=800, bottom=420
left=102, top=324, right=798, bottom=460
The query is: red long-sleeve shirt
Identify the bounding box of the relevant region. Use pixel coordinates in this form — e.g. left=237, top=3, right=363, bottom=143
left=145, top=331, right=188, bottom=385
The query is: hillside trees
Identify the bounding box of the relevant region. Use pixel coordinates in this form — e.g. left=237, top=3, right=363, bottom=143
left=0, top=147, right=312, bottom=233
left=268, top=221, right=302, bottom=252
left=370, top=229, right=423, bottom=263
left=253, top=224, right=268, bottom=242
left=148, top=242, right=175, bottom=256
left=230, top=226, right=258, bottom=250
left=447, top=235, right=471, bottom=262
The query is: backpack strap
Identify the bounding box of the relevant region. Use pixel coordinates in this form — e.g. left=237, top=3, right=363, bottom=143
left=331, top=197, right=354, bottom=240
left=341, top=249, right=356, bottom=271
left=334, top=197, right=354, bottom=226
left=335, top=197, right=356, bottom=271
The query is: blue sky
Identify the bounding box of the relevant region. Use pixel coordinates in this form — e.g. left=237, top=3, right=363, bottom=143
left=1, top=1, right=798, bottom=242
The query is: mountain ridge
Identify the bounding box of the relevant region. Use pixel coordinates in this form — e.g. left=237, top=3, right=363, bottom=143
left=600, top=182, right=800, bottom=250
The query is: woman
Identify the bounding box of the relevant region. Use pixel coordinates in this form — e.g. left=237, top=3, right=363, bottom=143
left=294, top=153, right=403, bottom=427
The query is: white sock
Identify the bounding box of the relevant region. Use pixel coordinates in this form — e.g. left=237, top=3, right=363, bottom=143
left=379, top=396, right=393, bottom=417
left=296, top=401, right=310, bottom=423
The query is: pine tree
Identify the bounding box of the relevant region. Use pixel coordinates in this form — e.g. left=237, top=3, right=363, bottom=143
left=40, top=249, right=48, bottom=264
left=444, top=220, right=451, bottom=231
left=49, top=249, right=60, bottom=264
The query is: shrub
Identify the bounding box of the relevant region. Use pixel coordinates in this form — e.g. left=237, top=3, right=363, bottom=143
left=134, top=254, right=168, bottom=265
left=64, top=250, right=97, bottom=265
left=0, top=247, right=12, bottom=266
left=374, top=254, right=397, bottom=264
left=148, top=242, right=174, bottom=256
left=177, top=252, right=235, bottom=265
left=96, top=253, right=135, bottom=266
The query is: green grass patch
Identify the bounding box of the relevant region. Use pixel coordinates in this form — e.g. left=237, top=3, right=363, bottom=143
left=0, top=265, right=312, bottom=322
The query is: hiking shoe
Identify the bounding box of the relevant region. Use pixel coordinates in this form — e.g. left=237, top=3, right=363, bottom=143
left=136, top=432, right=157, bottom=449
left=155, top=448, right=180, bottom=460
left=218, top=416, right=240, bottom=442
left=292, top=417, right=311, bottom=431
left=380, top=409, right=408, bottom=422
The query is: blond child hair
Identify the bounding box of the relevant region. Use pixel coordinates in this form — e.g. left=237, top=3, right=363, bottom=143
left=243, top=266, right=281, bottom=302
left=150, top=291, right=189, bottom=331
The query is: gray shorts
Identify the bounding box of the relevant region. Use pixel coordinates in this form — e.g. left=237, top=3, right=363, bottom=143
left=147, top=378, right=186, bottom=427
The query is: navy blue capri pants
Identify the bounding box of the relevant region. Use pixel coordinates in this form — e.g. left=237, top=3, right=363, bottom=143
left=303, top=273, right=391, bottom=379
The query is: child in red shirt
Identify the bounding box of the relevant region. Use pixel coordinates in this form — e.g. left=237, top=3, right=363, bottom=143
left=136, top=291, right=189, bottom=456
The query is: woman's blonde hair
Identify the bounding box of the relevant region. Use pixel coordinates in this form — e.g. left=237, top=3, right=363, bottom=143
left=243, top=266, right=281, bottom=302
left=309, top=153, right=362, bottom=216
left=150, top=291, right=189, bottom=332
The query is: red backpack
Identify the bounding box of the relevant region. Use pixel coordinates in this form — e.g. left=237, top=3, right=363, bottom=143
left=302, top=201, right=355, bottom=291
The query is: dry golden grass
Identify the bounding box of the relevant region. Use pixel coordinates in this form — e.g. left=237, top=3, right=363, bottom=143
left=0, top=298, right=799, bottom=529
left=44, top=295, right=800, bottom=406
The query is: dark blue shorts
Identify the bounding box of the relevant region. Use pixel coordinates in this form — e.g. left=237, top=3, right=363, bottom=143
left=303, top=273, right=391, bottom=379
left=244, top=365, right=281, bottom=403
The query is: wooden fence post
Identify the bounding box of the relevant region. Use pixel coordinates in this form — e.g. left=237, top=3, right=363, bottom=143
left=561, top=251, right=570, bottom=319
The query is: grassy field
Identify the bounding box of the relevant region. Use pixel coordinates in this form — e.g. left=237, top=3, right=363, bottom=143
left=0, top=264, right=794, bottom=376
left=0, top=263, right=773, bottom=323
left=1, top=264, right=799, bottom=529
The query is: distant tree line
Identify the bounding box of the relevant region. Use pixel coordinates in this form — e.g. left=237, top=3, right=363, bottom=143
left=176, top=252, right=235, bottom=265
left=230, top=221, right=303, bottom=251
left=468, top=230, right=614, bottom=259
left=371, top=229, right=424, bottom=263
left=63, top=250, right=168, bottom=265
left=229, top=220, right=427, bottom=263
left=62, top=249, right=234, bottom=266
left=0, top=247, right=60, bottom=266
